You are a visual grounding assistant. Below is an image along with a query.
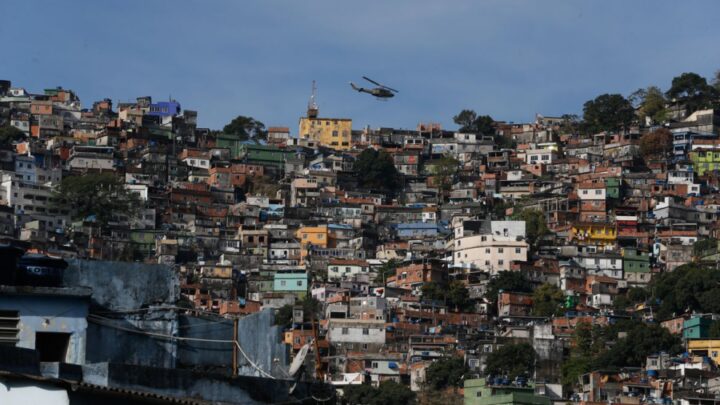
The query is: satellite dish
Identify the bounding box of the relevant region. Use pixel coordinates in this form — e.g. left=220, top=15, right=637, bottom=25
left=289, top=341, right=312, bottom=376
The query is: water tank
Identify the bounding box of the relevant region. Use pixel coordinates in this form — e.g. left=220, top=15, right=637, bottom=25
left=16, top=254, right=68, bottom=287
left=0, top=244, right=25, bottom=285
left=647, top=370, right=658, bottom=378
left=0, top=80, right=10, bottom=95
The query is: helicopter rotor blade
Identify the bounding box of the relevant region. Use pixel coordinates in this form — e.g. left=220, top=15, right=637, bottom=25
left=362, top=76, right=383, bottom=87
left=382, top=85, right=399, bottom=93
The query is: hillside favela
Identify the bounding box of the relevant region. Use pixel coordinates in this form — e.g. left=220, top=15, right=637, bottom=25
left=6, top=3, right=720, bottom=405
left=3, top=71, right=720, bottom=404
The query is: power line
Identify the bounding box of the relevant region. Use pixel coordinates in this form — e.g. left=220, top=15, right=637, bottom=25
left=87, top=314, right=275, bottom=379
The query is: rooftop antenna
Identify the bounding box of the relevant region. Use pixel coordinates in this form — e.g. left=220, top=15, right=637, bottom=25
left=307, top=80, right=318, bottom=119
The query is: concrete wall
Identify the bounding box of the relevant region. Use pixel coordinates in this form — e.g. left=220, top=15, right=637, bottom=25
left=86, top=311, right=178, bottom=369
left=64, top=259, right=179, bottom=310
left=235, top=309, right=289, bottom=378
left=0, top=295, right=88, bottom=364
left=177, top=315, right=234, bottom=371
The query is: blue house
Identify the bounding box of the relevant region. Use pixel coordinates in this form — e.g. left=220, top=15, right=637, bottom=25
left=147, top=100, right=181, bottom=117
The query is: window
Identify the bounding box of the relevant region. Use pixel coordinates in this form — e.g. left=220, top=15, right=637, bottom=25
left=297, top=280, right=303, bottom=287
left=498, top=248, right=504, bottom=253
left=362, top=328, right=369, bottom=335
left=582, top=190, right=588, bottom=195
left=515, top=248, right=521, bottom=254
left=372, top=362, right=378, bottom=368
left=485, top=248, right=490, bottom=254
left=595, top=189, right=602, bottom=195
left=332, top=130, right=338, bottom=137
left=498, top=260, right=504, bottom=266
left=342, top=327, right=349, bottom=335
left=280, top=280, right=286, bottom=286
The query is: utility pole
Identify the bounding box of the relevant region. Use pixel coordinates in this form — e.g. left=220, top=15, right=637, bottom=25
left=232, top=317, right=238, bottom=377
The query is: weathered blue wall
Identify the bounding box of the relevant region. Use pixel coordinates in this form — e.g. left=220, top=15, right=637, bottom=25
left=0, top=294, right=88, bottom=364
left=86, top=311, right=178, bottom=369
left=176, top=315, right=234, bottom=371
left=63, top=260, right=179, bottom=310
left=236, top=309, right=289, bottom=378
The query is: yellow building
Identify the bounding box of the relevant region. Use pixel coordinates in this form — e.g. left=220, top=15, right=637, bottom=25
left=299, top=116, right=352, bottom=150
left=296, top=225, right=330, bottom=263
left=569, top=221, right=617, bottom=247
left=687, top=339, right=720, bottom=364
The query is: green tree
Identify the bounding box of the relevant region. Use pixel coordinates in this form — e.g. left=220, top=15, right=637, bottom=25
left=430, top=155, right=460, bottom=201
left=594, top=322, right=680, bottom=369
left=274, top=304, right=294, bottom=328
left=485, top=271, right=533, bottom=303
left=561, top=356, right=592, bottom=387
left=510, top=209, right=550, bottom=249
left=353, top=148, right=400, bottom=192
left=531, top=283, right=564, bottom=317
left=425, top=357, right=467, bottom=390
left=273, top=296, right=322, bottom=329
left=453, top=110, right=494, bottom=135
left=0, top=125, right=26, bottom=145
left=378, top=259, right=399, bottom=285
left=650, top=263, right=720, bottom=319
left=222, top=115, right=267, bottom=140
left=666, top=72, right=717, bottom=113
left=342, top=383, right=377, bottom=405
left=582, top=93, right=635, bottom=133
left=693, top=238, right=718, bottom=258
left=453, top=109, right=478, bottom=132
left=54, top=173, right=139, bottom=227
left=485, top=343, right=536, bottom=378
left=343, top=381, right=416, bottom=405
left=712, top=69, right=720, bottom=92
left=640, top=86, right=668, bottom=123
left=639, top=128, right=673, bottom=161
left=422, top=281, right=474, bottom=312
left=559, top=114, right=581, bottom=135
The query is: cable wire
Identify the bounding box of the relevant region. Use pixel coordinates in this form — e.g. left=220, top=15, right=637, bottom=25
left=87, top=314, right=276, bottom=379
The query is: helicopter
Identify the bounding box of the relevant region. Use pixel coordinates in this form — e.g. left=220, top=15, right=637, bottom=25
left=349, top=76, right=398, bottom=99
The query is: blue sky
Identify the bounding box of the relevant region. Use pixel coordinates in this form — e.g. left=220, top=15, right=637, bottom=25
left=2, top=1, right=720, bottom=132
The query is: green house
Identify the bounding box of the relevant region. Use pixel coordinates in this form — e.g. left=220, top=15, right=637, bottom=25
left=622, top=248, right=650, bottom=274
left=215, top=136, right=293, bottom=167
left=240, top=144, right=294, bottom=168
left=605, top=177, right=621, bottom=200
left=464, top=379, right=551, bottom=405
left=273, top=270, right=308, bottom=297
left=690, top=150, right=720, bottom=176
left=216, top=133, right=246, bottom=159
left=684, top=317, right=712, bottom=340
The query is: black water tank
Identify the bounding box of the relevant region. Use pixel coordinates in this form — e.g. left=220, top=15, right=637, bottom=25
left=16, top=254, right=68, bottom=287
left=0, top=245, right=25, bottom=285
left=0, top=80, right=10, bottom=95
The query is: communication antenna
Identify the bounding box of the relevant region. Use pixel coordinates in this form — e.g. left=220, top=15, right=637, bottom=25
left=307, top=80, right=319, bottom=119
